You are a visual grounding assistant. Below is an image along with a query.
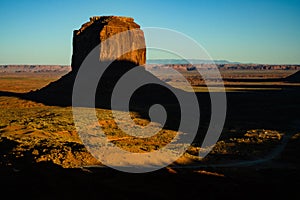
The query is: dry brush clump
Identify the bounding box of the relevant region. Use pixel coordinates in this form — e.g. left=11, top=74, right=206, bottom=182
left=189, top=129, right=284, bottom=164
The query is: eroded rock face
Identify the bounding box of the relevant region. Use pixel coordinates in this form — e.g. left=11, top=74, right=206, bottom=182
left=26, top=16, right=162, bottom=108
left=71, top=16, right=146, bottom=72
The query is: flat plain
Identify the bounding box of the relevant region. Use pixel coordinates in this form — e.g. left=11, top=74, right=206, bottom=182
left=0, top=69, right=299, bottom=199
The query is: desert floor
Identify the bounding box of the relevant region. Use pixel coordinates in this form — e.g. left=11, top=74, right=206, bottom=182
left=0, top=70, right=299, bottom=199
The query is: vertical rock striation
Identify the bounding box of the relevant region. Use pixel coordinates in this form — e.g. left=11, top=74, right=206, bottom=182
left=71, top=16, right=146, bottom=72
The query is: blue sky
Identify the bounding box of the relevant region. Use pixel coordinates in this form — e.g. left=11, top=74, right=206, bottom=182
left=0, top=0, right=299, bottom=64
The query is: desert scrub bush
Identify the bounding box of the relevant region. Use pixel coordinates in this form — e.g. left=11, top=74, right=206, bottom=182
left=202, top=129, right=284, bottom=162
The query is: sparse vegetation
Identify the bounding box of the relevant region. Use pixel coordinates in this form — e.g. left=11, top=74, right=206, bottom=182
left=0, top=71, right=299, bottom=169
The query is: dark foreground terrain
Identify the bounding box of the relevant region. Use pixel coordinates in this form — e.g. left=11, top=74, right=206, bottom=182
left=0, top=70, right=299, bottom=199
left=0, top=163, right=299, bottom=200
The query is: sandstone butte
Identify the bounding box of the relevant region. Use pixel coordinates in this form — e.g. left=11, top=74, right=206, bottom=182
left=71, top=16, right=146, bottom=72
left=25, top=16, right=148, bottom=106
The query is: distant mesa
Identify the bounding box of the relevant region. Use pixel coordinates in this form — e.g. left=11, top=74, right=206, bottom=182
left=0, top=65, right=71, bottom=73
left=146, top=59, right=240, bottom=65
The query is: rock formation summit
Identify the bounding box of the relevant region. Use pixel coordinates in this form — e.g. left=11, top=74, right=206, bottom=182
left=71, top=16, right=146, bottom=72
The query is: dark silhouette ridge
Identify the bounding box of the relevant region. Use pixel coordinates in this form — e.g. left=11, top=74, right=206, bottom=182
left=222, top=70, right=300, bottom=83
left=0, top=91, right=21, bottom=98
left=283, top=70, right=300, bottom=83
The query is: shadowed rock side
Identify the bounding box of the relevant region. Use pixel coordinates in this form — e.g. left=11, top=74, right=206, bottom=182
left=283, top=70, right=300, bottom=83
left=223, top=69, right=300, bottom=83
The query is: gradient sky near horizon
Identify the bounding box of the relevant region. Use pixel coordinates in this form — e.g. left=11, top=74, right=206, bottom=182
left=0, top=0, right=299, bottom=65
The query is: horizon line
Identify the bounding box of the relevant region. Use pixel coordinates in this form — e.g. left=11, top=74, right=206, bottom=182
left=1, top=61, right=300, bottom=66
